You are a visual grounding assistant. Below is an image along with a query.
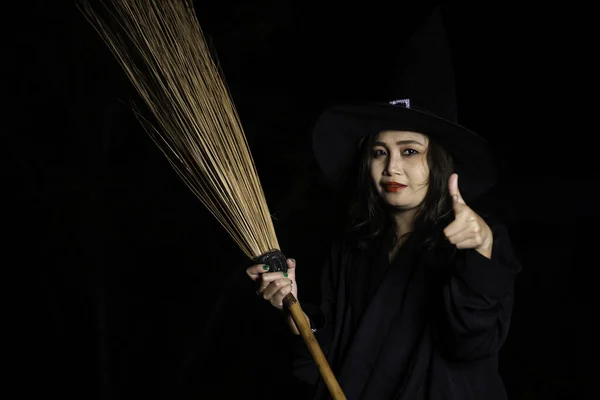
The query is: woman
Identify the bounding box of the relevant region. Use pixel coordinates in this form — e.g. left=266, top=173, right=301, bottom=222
left=246, top=8, right=521, bottom=400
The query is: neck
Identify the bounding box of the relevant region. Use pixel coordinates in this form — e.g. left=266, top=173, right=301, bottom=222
left=392, top=208, right=418, bottom=238
left=388, top=210, right=417, bottom=263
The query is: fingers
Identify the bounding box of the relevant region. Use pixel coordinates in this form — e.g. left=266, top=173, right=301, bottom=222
left=259, top=270, right=294, bottom=311
left=261, top=277, right=293, bottom=300
left=245, top=263, right=271, bottom=282
left=250, top=257, right=298, bottom=310
left=246, top=258, right=296, bottom=280
left=453, top=238, right=485, bottom=250
left=445, top=224, right=483, bottom=248
left=270, top=284, right=293, bottom=309
left=444, top=217, right=493, bottom=255
left=443, top=215, right=477, bottom=238
left=257, top=270, right=290, bottom=293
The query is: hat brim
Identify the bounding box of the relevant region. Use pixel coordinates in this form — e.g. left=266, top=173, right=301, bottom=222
left=311, top=103, right=499, bottom=201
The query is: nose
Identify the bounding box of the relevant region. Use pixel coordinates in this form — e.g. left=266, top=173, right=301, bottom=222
left=384, top=153, right=403, bottom=175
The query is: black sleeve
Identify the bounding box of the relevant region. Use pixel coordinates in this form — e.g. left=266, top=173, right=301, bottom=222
left=435, top=222, right=522, bottom=361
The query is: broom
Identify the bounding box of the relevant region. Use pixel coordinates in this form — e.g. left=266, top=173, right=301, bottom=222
left=77, top=1, right=345, bottom=398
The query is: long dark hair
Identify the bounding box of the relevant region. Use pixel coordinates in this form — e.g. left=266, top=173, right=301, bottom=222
left=343, top=131, right=455, bottom=251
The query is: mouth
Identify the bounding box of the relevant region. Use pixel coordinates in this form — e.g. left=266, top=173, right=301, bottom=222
left=382, top=182, right=407, bottom=192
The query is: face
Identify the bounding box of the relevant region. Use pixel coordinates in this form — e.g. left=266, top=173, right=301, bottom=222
left=370, top=130, right=430, bottom=211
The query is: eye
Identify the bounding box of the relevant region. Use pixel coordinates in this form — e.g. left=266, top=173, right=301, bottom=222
left=402, top=148, right=419, bottom=156
left=372, top=148, right=387, bottom=158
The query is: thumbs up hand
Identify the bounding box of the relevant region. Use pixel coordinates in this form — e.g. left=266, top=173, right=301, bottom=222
left=443, top=173, right=493, bottom=259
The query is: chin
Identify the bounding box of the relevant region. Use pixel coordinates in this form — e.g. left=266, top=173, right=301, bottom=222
left=384, top=199, right=422, bottom=210
left=390, top=203, right=413, bottom=210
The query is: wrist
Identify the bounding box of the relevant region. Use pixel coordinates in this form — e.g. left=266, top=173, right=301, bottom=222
left=476, top=238, right=493, bottom=259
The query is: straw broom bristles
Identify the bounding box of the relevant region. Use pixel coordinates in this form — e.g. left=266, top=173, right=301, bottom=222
left=77, top=0, right=279, bottom=259
left=77, top=2, right=347, bottom=398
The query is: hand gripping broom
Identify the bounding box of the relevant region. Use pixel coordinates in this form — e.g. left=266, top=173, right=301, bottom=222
left=77, top=1, right=345, bottom=398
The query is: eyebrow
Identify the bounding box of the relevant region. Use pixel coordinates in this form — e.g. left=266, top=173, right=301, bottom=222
left=374, top=140, right=425, bottom=146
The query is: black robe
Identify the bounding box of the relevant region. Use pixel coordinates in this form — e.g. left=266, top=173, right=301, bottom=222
left=291, top=222, right=522, bottom=400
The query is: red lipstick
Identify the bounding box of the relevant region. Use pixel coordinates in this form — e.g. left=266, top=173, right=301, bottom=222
left=382, top=182, right=407, bottom=192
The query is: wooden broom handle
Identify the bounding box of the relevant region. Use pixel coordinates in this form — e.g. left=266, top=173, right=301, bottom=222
left=283, top=293, right=346, bottom=400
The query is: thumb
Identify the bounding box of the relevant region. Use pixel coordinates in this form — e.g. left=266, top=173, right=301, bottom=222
left=286, top=258, right=296, bottom=274
left=448, top=173, right=467, bottom=213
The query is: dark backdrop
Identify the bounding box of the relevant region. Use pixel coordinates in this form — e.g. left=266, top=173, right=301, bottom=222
left=6, top=1, right=596, bottom=399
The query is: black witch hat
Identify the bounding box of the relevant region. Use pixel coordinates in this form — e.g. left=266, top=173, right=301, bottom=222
left=311, top=7, right=498, bottom=202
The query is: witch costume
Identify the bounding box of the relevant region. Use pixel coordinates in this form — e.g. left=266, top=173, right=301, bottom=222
left=291, top=7, right=522, bottom=400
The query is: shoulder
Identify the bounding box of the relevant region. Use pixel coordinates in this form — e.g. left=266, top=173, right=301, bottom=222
left=328, top=234, right=360, bottom=260
left=323, top=233, right=374, bottom=272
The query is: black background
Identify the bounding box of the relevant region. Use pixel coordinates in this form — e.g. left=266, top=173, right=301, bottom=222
left=6, top=1, right=596, bottom=399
